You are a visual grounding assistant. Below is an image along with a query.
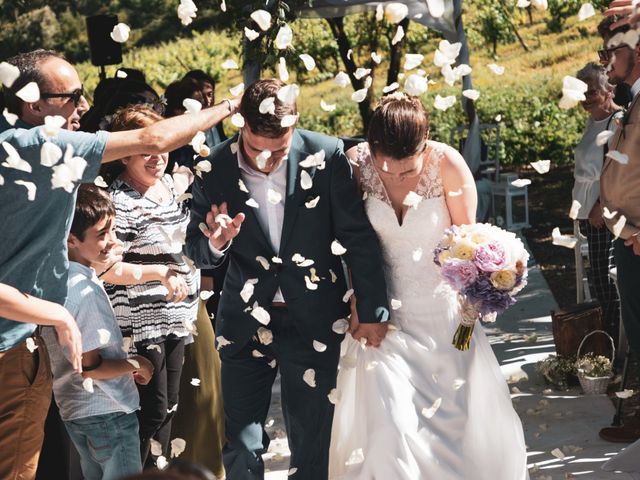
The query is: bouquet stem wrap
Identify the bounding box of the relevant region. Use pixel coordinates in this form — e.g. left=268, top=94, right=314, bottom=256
left=453, top=296, right=481, bottom=351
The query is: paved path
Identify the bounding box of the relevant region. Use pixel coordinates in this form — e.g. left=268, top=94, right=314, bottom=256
left=262, top=250, right=634, bottom=479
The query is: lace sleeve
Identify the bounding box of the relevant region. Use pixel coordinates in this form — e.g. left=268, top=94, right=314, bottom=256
left=355, top=142, right=391, bottom=205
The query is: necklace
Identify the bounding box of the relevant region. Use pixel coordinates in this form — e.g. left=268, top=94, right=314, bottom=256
left=121, top=174, right=170, bottom=204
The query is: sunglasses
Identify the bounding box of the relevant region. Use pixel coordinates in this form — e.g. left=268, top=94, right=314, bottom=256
left=40, top=87, right=85, bottom=107
left=597, top=45, right=628, bottom=62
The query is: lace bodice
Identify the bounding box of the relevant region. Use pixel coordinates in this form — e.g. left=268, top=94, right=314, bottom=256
left=354, top=142, right=456, bottom=329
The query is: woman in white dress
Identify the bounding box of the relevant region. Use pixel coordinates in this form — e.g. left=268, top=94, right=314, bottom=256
left=329, top=94, right=529, bottom=480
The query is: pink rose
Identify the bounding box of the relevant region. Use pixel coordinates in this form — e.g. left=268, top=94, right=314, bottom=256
left=441, top=258, right=479, bottom=290
left=473, top=241, right=508, bottom=272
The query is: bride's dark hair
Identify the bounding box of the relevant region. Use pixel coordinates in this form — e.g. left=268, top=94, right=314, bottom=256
left=367, top=93, right=430, bottom=160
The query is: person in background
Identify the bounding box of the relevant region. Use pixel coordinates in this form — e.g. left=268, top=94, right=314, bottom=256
left=103, top=105, right=199, bottom=468
left=572, top=62, right=622, bottom=345
left=42, top=185, right=154, bottom=480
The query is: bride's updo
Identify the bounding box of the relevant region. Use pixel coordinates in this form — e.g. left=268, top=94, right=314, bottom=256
left=368, top=92, right=430, bottom=160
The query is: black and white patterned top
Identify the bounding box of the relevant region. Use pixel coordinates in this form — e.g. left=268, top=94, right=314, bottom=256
left=106, top=174, right=199, bottom=348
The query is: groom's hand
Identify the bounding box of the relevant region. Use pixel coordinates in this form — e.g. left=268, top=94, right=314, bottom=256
left=203, top=202, right=245, bottom=250
left=352, top=323, right=388, bottom=348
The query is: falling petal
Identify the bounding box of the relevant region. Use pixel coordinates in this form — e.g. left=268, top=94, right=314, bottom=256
left=82, top=377, right=94, bottom=393
left=40, top=142, right=62, bottom=167
left=14, top=180, right=36, bottom=201
left=578, top=3, right=595, bottom=21
left=402, top=191, right=422, bottom=209
left=229, top=83, right=245, bottom=97
left=342, top=288, right=354, bottom=303
left=127, top=358, right=140, bottom=369
left=551, top=448, right=565, bottom=460
left=256, top=256, right=270, bottom=270
left=334, top=71, right=350, bottom=88
left=511, top=179, right=531, bottom=188
left=190, top=378, right=201, bottom=386
left=488, top=63, right=505, bottom=75
left=250, top=9, right=271, bottom=31
left=110, top=23, right=131, bottom=43
left=351, top=88, right=368, bottom=103
left=288, top=468, right=298, bottom=476
left=277, top=84, right=300, bottom=104
left=607, top=150, right=629, bottom=165
left=391, top=25, right=405, bottom=45
left=391, top=299, right=402, bottom=310
left=231, top=113, right=245, bottom=128
left=603, top=207, right=617, bottom=219
left=569, top=200, right=581, bottom=220
left=238, top=179, right=249, bottom=192
left=0, top=62, right=20, bottom=88
left=199, top=290, right=214, bottom=301
left=305, top=196, right=320, bottom=208
left=256, top=149, right=271, bottom=169
left=404, top=53, right=424, bottom=70
left=551, top=227, right=577, bottom=248
left=25, top=337, right=37, bottom=352
left=612, top=215, right=627, bottom=239
left=156, top=455, right=168, bottom=470
left=216, top=336, right=233, bottom=349
left=371, top=52, right=382, bottom=64
left=280, top=114, right=297, bottom=128
left=328, top=388, right=340, bottom=404
left=2, top=108, right=18, bottom=126
left=320, top=99, right=336, bottom=112
left=303, top=368, right=317, bottom=387
left=434, top=94, right=456, bottom=111
left=251, top=306, right=271, bottom=325
left=274, top=24, right=293, bottom=49
left=462, top=89, right=480, bottom=101
left=177, top=0, right=198, bottom=25
left=304, top=276, right=318, bottom=290
left=404, top=74, right=428, bottom=96
left=257, top=327, right=273, bottom=345
left=345, top=448, right=365, bottom=465
left=246, top=198, right=259, bottom=208
left=530, top=160, right=551, bottom=174
left=259, top=96, right=276, bottom=115
left=300, top=170, right=313, bottom=190
left=332, top=318, right=349, bottom=334
left=421, top=397, right=442, bottom=418
left=299, top=54, right=316, bottom=71
left=43, top=115, right=66, bottom=138
left=244, top=27, right=260, bottom=41
left=97, top=329, right=111, bottom=345
left=15, top=82, right=40, bottom=103
left=426, top=0, right=445, bottom=18
left=278, top=57, right=289, bottom=82
left=384, top=3, right=409, bottom=23
left=615, top=389, right=634, bottom=399
left=267, top=188, right=282, bottom=205
left=170, top=438, right=186, bottom=458
left=383, top=82, right=400, bottom=93
left=240, top=279, right=257, bottom=303
left=596, top=130, right=614, bottom=146
left=331, top=240, right=347, bottom=255
left=221, top=58, right=239, bottom=70
left=182, top=98, right=202, bottom=114
left=313, top=340, right=327, bottom=352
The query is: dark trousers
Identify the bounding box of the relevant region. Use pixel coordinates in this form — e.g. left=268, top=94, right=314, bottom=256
left=580, top=220, right=620, bottom=343
left=614, top=239, right=640, bottom=353
left=135, top=334, right=185, bottom=468
left=221, top=307, right=340, bottom=480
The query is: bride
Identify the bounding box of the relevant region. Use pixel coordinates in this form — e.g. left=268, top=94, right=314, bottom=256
left=329, top=94, right=529, bottom=479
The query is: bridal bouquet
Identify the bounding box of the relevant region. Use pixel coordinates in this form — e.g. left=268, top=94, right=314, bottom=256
left=433, top=223, right=529, bottom=351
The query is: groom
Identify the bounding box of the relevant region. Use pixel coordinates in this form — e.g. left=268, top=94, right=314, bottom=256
left=185, top=79, right=390, bottom=479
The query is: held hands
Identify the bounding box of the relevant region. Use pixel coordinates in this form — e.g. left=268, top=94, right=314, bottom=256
left=160, top=268, right=189, bottom=302
left=202, top=202, right=245, bottom=251
left=131, top=355, right=154, bottom=385
left=349, top=302, right=388, bottom=348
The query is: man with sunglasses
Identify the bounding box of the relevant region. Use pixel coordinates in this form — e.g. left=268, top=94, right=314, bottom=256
left=0, top=49, right=238, bottom=480
left=596, top=16, right=640, bottom=444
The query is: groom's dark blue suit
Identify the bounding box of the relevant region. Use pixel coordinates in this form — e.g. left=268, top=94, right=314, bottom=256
left=185, top=128, right=389, bottom=479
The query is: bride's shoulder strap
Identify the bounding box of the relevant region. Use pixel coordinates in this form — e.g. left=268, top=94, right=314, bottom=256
left=417, top=142, right=445, bottom=199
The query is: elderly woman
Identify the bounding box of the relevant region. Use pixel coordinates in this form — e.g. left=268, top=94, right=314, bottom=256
left=103, top=105, right=199, bottom=468
left=573, top=62, right=622, bottom=342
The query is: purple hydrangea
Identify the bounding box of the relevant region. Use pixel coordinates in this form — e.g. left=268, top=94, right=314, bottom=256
left=473, top=241, right=508, bottom=273
left=441, top=258, right=479, bottom=290
left=463, top=276, right=516, bottom=315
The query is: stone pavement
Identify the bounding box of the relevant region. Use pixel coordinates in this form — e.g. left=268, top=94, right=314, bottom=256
left=262, top=250, right=635, bottom=479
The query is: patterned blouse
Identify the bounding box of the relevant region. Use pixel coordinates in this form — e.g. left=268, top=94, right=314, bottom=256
left=106, top=174, right=199, bottom=348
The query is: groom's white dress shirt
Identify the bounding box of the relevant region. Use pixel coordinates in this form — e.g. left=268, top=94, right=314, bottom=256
left=209, top=140, right=287, bottom=303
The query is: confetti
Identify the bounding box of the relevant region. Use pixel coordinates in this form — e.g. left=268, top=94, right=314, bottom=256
left=421, top=397, right=442, bottom=418
left=110, top=23, right=130, bottom=43
left=303, top=368, right=316, bottom=387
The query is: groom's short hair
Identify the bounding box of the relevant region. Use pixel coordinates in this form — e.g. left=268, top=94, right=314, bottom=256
left=240, top=79, right=297, bottom=138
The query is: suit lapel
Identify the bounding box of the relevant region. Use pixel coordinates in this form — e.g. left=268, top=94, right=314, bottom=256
left=280, top=131, right=315, bottom=255
left=605, top=93, right=640, bottom=173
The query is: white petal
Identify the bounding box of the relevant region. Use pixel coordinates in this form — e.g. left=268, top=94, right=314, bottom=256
left=569, top=200, right=581, bottom=220
left=14, top=180, right=36, bottom=201
left=156, top=455, right=168, bottom=470
left=342, top=288, right=354, bottom=303
left=231, top=113, right=245, bottom=128
left=127, top=358, right=140, bottom=369
left=453, top=378, right=466, bottom=390
left=391, top=25, right=405, bottom=45
left=434, top=94, right=456, bottom=111
left=376, top=3, right=384, bottom=21
left=402, top=191, right=422, bottom=209
left=487, top=63, right=505, bottom=75
left=313, top=340, right=327, bottom=352
left=278, top=57, right=289, bottom=82
left=384, top=3, right=409, bottom=23
left=351, top=88, right=368, bottom=103
left=331, top=240, right=347, bottom=255
left=148, top=438, right=163, bottom=457
left=238, top=179, right=249, bottom=192
left=15, top=82, right=40, bottom=103
left=299, top=54, right=316, bottom=71
left=612, top=215, right=627, bottom=239
left=244, top=27, right=260, bottom=41
left=320, top=99, right=336, bottom=112
left=462, top=89, right=480, bottom=101
left=43, top=115, right=66, bottom=138
left=332, top=318, right=349, bottom=334
left=2, top=108, right=18, bottom=126
left=121, top=337, right=132, bottom=352
left=551, top=447, right=565, bottom=460
left=97, top=329, right=111, bottom=345
left=371, top=52, right=382, bottom=64
left=280, top=114, right=297, bottom=128
left=256, top=256, right=270, bottom=270
left=517, top=0, right=531, bottom=6
left=288, top=467, right=298, bottom=476
left=300, top=170, right=313, bottom=190
left=170, top=438, right=186, bottom=458
left=607, top=150, right=629, bottom=165
left=345, top=448, right=365, bottom=465
left=304, top=276, right=318, bottom=290
left=251, top=306, right=271, bottom=325
left=305, top=196, right=320, bottom=208
left=0, top=62, right=20, bottom=88
left=391, top=299, right=402, bottom=310
left=596, top=130, right=614, bottom=146
left=615, top=389, right=634, bottom=399
left=303, top=368, right=316, bottom=387
left=216, top=336, right=233, bottom=349
left=426, top=0, right=445, bottom=18
left=272, top=256, right=283, bottom=264
left=221, top=58, right=239, bottom=70
left=404, top=74, right=428, bottom=96
left=421, top=397, right=442, bottom=418
left=229, top=83, right=245, bottom=97
left=190, top=378, right=201, bottom=386
left=182, top=98, right=202, bottom=114
left=40, top=142, right=62, bottom=167
left=334, top=71, right=350, bottom=88
left=215, top=213, right=232, bottom=228
left=274, top=24, right=293, bottom=49
left=354, top=68, right=371, bottom=80
left=110, top=23, right=131, bottom=43
left=230, top=142, right=239, bottom=154
left=578, top=3, right=596, bottom=21
left=530, top=160, right=551, bottom=174
left=551, top=227, right=577, bottom=249
left=531, top=0, right=548, bottom=9
left=199, top=290, right=214, bottom=301
left=25, top=337, right=38, bottom=352
left=256, top=149, right=271, bottom=169
left=246, top=198, right=260, bottom=208
left=116, top=70, right=128, bottom=78
left=603, top=207, right=618, bottom=220
left=240, top=279, right=256, bottom=303
left=511, top=179, right=531, bottom=188
left=277, top=84, right=300, bottom=104
left=195, top=159, right=212, bottom=173
left=250, top=9, right=272, bottom=31
left=383, top=82, right=400, bottom=94
left=0, top=174, right=4, bottom=185
left=259, top=96, right=276, bottom=115
left=190, top=131, right=206, bottom=150
left=82, top=377, right=94, bottom=393
left=328, top=388, right=340, bottom=404
left=404, top=53, right=424, bottom=70
left=412, top=248, right=423, bottom=262
left=267, top=188, right=282, bottom=205
left=251, top=349, right=264, bottom=358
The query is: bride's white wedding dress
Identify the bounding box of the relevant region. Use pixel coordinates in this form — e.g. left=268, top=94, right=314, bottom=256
left=329, top=142, right=529, bottom=480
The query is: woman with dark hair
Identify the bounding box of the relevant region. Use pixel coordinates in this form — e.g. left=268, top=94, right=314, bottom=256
left=328, top=93, right=528, bottom=479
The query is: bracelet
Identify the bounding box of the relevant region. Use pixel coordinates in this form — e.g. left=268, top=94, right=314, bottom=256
left=222, top=99, right=233, bottom=114
left=97, top=262, right=116, bottom=279
left=83, top=355, right=103, bottom=372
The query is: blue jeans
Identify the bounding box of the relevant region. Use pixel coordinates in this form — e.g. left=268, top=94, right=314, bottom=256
left=64, top=411, right=141, bottom=480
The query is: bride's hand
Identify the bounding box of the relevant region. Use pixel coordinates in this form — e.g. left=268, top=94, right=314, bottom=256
left=352, top=323, right=388, bottom=348
left=348, top=301, right=360, bottom=332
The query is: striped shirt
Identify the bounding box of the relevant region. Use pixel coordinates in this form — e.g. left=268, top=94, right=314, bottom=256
left=106, top=174, right=199, bottom=349
left=42, top=262, right=139, bottom=421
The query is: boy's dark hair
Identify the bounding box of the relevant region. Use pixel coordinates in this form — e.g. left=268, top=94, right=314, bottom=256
left=2, top=49, right=64, bottom=115
left=239, top=79, right=297, bottom=138
left=70, top=184, right=115, bottom=241
left=597, top=15, right=631, bottom=41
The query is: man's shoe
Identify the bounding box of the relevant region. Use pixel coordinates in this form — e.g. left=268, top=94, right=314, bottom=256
left=599, top=425, right=640, bottom=443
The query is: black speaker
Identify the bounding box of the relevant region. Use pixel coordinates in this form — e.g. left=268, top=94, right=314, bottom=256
left=86, top=15, right=123, bottom=67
